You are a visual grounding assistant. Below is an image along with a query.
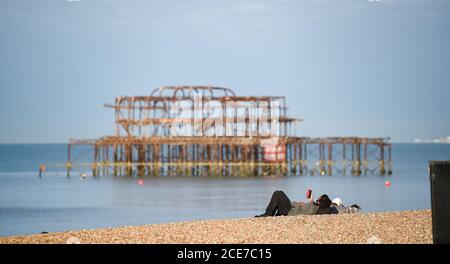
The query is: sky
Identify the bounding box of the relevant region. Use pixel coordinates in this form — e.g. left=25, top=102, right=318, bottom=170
left=0, top=0, right=449, bottom=143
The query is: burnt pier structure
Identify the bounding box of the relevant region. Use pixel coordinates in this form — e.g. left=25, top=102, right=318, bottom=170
left=66, top=86, right=392, bottom=177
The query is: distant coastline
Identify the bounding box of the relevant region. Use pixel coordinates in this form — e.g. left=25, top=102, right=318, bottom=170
left=414, top=135, right=450, bottom=144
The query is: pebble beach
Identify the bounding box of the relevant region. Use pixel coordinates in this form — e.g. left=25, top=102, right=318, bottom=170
left=0, top=210, right=431, bottom=244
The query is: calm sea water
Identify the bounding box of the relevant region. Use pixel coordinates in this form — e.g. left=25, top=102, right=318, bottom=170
left=0, top=143, right=448, bottom=236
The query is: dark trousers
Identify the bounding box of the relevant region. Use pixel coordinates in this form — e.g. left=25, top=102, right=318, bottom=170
left=264, top=190, right=292, bottom=216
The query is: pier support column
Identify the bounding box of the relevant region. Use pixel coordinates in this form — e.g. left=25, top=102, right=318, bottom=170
left=319, top=143, right=325, bottom=175
left=356, top=143, right=361, bottom=176
left=327, top=143, right=332, bottom=175
left=363, top=143, right=368, bottom=175
left=146, top=144, right=151, bottom=176
left=342, top=144, right=346, bottom=176
left=93, top=144, right=98, bottom=177
left=293, top=143, right=297, bottom=176
left=380, top=144, right=385, bottom=176
left=66, top=143, right=71, bottom=177
left=137, top=144, right=145, bottom=176
left=104, top=145, right=109, bottom=176
left=299, top=143, right=303, bottom=175
left=351, top=144, right=355, bottom=175
left=155, top=144, right=160, bottom=177
left=304, top=144, right=308, bottom=175
left=388, top=145, right=392, bottom=175
left=125, top=144, right=132, bottom=176
left=113, top=144, right=118, bottom=176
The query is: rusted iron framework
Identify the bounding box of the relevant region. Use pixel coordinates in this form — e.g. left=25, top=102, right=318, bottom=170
left=66, top=86, right=392, bottom=177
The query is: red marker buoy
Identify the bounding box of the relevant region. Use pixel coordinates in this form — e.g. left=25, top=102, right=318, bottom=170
left=385, top=181, right=391, bottom=187
left=138, top=179, right=144, bottom=186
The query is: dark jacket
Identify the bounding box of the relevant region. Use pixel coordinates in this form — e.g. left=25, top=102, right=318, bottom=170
left=288, top=194, right=333, bottom=216
left=288, top=201, right=319, bottom=216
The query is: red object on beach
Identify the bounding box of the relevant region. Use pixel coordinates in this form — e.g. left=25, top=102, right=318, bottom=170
left=138, top=179, right=144, bottom=186
left=306, top=189, right=312, bottom=199
left=385, top=181, right=391, bottom=187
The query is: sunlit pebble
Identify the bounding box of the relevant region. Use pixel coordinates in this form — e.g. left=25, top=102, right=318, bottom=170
left=66, top=236, right=81, bottom=244
left=367, top=236, right=383, bottom=244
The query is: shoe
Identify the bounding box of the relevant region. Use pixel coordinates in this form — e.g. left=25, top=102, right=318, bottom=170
left=254, top=213, right=269, bottom=218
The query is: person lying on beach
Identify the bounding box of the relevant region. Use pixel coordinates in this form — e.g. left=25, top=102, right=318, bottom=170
left=330, top=198, right=361, bottom=214
left=255, top=190, right=333, bottom=217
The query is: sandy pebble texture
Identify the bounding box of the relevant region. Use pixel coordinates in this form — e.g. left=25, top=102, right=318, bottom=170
left=0, top=210, right=432, bottom=244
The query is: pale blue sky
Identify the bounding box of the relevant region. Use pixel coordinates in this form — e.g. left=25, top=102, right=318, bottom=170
left=0, top=0, right=449, bottom=143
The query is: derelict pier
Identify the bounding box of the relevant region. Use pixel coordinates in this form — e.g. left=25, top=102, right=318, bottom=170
left=66, top=86, right=392, bottom=177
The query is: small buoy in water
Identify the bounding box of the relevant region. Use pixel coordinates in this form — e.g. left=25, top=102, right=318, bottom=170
left=138, top=179, right=144, bottom=186
left=385, top=180, right=391, bottom=187
left=80, top=173, right=87, bottom=179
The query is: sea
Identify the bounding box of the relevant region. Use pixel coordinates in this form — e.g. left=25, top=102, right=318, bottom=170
left=0, top=143, right=448, bottom=236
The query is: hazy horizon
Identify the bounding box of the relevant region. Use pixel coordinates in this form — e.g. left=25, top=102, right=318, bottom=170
left=1, top=0, right=449, bottom=144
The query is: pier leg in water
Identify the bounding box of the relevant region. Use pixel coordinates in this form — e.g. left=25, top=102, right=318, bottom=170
left=38, top=164, right=46, bottom=178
